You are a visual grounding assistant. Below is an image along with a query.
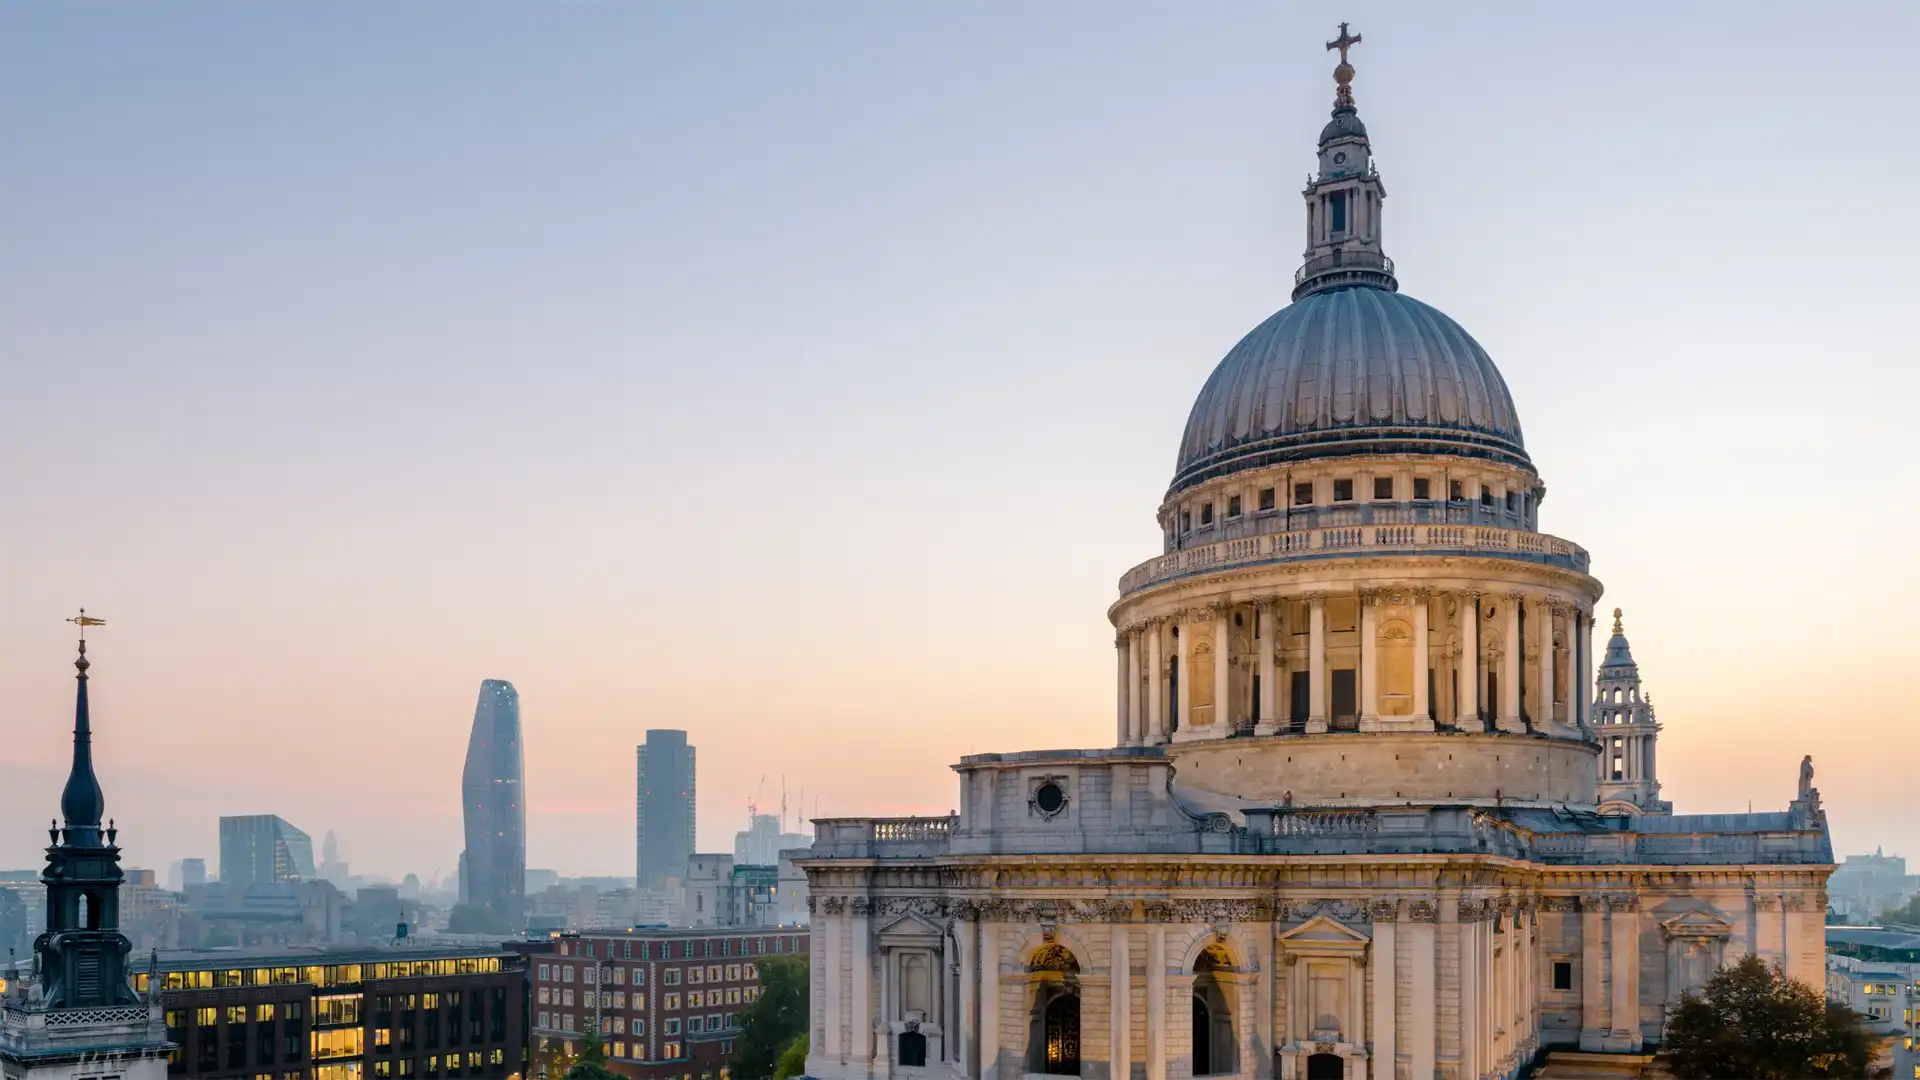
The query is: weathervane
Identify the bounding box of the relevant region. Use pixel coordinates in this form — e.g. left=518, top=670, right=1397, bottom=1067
left=68, top=608, right=106, bottom=639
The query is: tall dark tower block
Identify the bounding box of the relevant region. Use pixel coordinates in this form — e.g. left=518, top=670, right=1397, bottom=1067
left=460, top=679, right=526, bottom=927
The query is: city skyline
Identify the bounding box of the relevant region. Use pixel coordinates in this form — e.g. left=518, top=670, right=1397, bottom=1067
left=3, top=3, right=1917, bottom=877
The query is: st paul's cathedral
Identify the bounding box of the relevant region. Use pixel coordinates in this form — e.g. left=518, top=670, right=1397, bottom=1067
left=798, top=26, right=1833, bottom=1080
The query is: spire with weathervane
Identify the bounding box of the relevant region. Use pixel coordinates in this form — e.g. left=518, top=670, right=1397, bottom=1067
left=33, top=609, right=142, bottom=1008
left=1293, top=22, right=1399, bottom=301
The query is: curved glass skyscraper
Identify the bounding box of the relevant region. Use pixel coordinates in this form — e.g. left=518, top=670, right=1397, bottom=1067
left=461, top=679, right=525, bottom=927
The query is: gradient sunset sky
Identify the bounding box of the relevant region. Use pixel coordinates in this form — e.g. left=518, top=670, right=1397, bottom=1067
left=4, top=2, right=1916, bottom=882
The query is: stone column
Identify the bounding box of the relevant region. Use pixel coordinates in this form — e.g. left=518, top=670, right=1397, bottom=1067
left=1307, top=594, right=1329, bottom=734
left=1578, top=896, right=1606, bottom=1052
left=1147, top=924, right=1167, bottom=1080
left=1499, top=594, right=1525, bottom=733
left=957, top=915, right=977, bottom=1079
left=1111, top=923, right=1132, bottom=1080
left=1539, top=603, right=1558, bottom=730
left=1146, top=622, right=1166, bottom=744
left=1359, top=590, right=1382, bottom=732
left=1370, top=901, right=1397, bottom=1080
left=1579, top=609, right=1595, bottom=731
left=1458, top=902, right=1480, bottom=1080
left=1125, top=629, right=1142, bottom=747
left=1256, top=601, right=1280, bottom=736
left=824, top=901, right=844, bottom=1061
left=852, top=899, right=873, bottom=1067
left=1117, top=632, right=1133, bottom=747
left=1177, top=613, right=1194, bottom=737
left=1214, top=604, right=1232, bottom=732
left=1457, top=592, right=1482, bottom=731
left=979, top=920, right=1000, bottom=1079
left=1409, top=902, right=1437, bottom=1080
left=1412, top=590, right=1433, bottom=731
left=1608, top=897, right=1640, bottom=1051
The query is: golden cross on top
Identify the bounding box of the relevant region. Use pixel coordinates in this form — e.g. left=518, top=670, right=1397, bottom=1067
left=68, top=608, right=107, bottom=639
left=1327, top=22, right=1363, bottom=65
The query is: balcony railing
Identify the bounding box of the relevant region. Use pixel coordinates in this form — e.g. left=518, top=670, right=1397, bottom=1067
left=807, top=815, right=957, bottom=858
left=1119, top=523, right=1589, bottom=595
left=1294, top=249, right=1394, bottom=286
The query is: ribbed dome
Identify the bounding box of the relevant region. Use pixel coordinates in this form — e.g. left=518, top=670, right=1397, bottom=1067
left=1172, top=284, right=1529, bottom=493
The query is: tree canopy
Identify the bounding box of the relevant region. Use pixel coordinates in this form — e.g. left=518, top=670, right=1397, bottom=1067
left=732, top=955, right=809, bottom=1079
left=1877, top=893, right=1920, bottom=926
left=773, top=1034, right=808, bottom=1080
left=561, top=1032, right=620, bottom=1080
left=1664, top=954, right=1872, bottom=1079
left=445, top=903, right=512, bottom=936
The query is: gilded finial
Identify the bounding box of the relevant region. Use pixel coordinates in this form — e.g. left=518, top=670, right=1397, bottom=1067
left=1326, top=22, right=1363, bottom=110
left=68, top=609, right=105, bottom=673
left=1611, top=607, right=1623, bottom=635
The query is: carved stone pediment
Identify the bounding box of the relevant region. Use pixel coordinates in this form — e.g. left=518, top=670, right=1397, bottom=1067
left=1277, top=914, right=1370, bottom=955
left=1660, top=908, right=1733, bottom=941
left=874, top=911, right=946, bottom=946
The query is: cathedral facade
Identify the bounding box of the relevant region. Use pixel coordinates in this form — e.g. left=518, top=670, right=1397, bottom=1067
left=798, top=29, right=1832, bottom=1080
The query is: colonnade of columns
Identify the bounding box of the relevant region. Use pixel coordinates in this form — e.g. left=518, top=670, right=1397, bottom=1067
left=811, top=897, right=1546, bottom=1080
left=1114, top=589, right=1595, bottom=746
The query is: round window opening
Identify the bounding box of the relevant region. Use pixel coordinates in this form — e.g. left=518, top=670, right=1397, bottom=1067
left=1034, top=782, right=1066, bottom=816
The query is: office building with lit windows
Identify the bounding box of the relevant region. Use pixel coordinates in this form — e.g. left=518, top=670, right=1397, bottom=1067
left=139, top=945, right=529, bottom=1080
left=528, top=927, right=808, bottom=1080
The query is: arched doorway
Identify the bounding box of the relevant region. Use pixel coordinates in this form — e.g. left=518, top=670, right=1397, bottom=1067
left=1026, top=943, right=1081, bottom=1075
left=1306, top=1052, right=1345, bottom=1080
left=897, top=1030, right=927, bottom=1068
left=1043, top=995, right=1080, bottom=1074
left=1191, top=941, right=1237, bottom=1076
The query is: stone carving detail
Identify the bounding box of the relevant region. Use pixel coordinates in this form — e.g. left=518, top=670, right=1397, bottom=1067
left=1369, top=898, right=1400, bottom=922
left=1286, top=898, right=1368, bottom=923
left=1407, top=900, right=1438, bottom=923
left=1782, top=894, right=1810, bottom=911
left=851, top=897, right=874, bottom=917
left=1536, top=897, right=1578, bottom=913
left=821, top=896, right=847, bottom=915
left=1603, top=893, right=1640, bottom=911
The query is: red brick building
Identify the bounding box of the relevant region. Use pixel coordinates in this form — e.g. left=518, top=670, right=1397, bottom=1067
left=529, top=928, right=808, bottom=1080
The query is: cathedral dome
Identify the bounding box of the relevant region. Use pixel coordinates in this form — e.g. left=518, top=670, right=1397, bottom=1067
left=1169, top=283, right=1530, bottom=494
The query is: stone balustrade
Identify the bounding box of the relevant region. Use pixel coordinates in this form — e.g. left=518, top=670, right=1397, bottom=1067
left=807, top=815, right=957, bottom=859
left=1119, top=522, right=1589, bottom=596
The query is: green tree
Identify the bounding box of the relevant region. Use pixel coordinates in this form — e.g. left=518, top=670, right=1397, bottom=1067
left=732, top=955, right=808, bottom=1079
left=562, top=1032, right=620, bottom=1080
left=773, top=1034, right=808, bottom=1080
left=445, top=903, right=511, bottom=936
left=1664, top=954, right=1872, bottom=1079
left=1878, top=893, right=1920, bottom=926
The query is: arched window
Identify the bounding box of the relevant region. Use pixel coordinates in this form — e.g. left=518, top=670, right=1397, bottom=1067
left=1026, top=945, right=1081, bottom=1075
left=80, top=892, right=99, bottom=930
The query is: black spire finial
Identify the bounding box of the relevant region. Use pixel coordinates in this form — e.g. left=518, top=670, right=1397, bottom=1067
left=60, top=609, right=108, bottom=843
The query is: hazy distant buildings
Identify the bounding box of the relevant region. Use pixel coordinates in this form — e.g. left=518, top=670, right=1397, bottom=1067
left=733, top=812, right=810, bottom=868
left=180, top=857, right=206, bottom=889
left=460, top=679, right=526, bottom=927
left=635, top=730, right=695, bottom=892
left=218, top=814, right=315, bottom=885
left=319, top=828, right=351, bottom=888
